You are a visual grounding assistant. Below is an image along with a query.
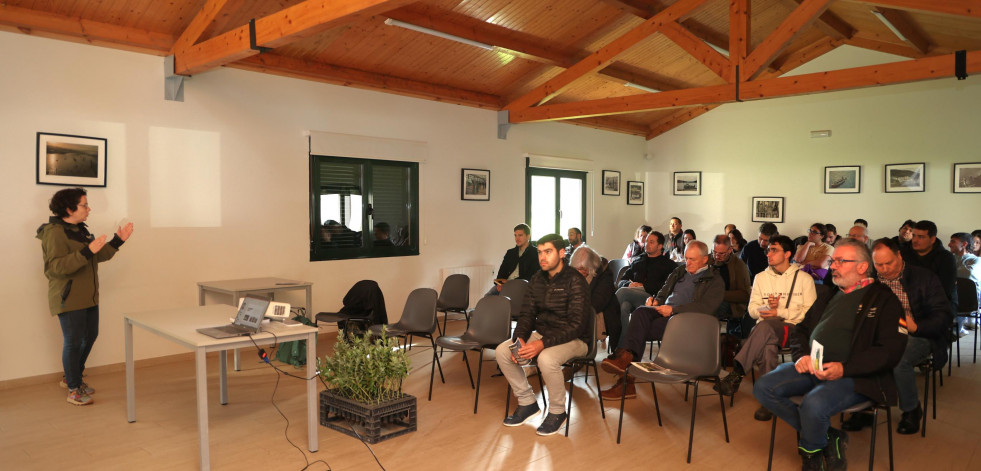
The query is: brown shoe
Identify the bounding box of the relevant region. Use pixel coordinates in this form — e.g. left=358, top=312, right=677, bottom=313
left=601, top=349, right=634, bottom=375
left=601, top=376, right=636, bottom=400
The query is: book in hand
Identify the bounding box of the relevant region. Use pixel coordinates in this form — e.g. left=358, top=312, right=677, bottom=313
left=631, top=361, right=685, bottom=376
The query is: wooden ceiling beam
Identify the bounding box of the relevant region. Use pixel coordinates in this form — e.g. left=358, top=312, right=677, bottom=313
left=504, top=0, right=707, bottom=111
left=855, top=1, right=981, bottom=18
left=171, top=0, right=233, bottom=57
left=770, top=36, right=841, bottom=73
left=743, top=0, right=833, bottom=80
left=232, top=53, right=502, bottom=109
left=646, top=105, right=718, bottom=140
left=660, top=22, right=731, bottom=80
left=597, top=0, right=668, bottom=19
left=779, top=0, right=855, bottom=40
left=176, top=0, right=414, bottom=76
left=871, top=7, right=931, bottom=55
left=598, top=64, right=686, bottom=91
left=0, top=4, right=173, bottom=53
left=730, top=0, right=750, bottom=82
left=844, top=34, right=925, bottom=58
left=510, top=49, right=981, bottom=123
left=569, top=116, right=652, bottom=136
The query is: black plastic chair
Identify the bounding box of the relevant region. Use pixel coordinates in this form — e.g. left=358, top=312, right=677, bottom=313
left=500, top=279, right=529, bottom=336
left=616, top=312, right=729, bottom=464
left=608, top=258, right=629, bottom=284
left=367, top=288, right=444, bottom=400
left=433, top=296, right=510, bottom=414
left=916, top=355, right=940, bottom=437
left=954, top=277, right=979, bottom=368
left=316, top=279, right=385, bottom=337
left=435, top=273, right=471, bottom=342
left=766, top=398, right=894, bottom=471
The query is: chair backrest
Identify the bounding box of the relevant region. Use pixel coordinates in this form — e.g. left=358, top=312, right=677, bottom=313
left=396, top=288, right=439, bottom=333
left=579, top=307, right=598, bottom=359
left=654, top=312, right=721, bottom=377
left=499, top=279, right=530, bottom=320
left=608, top=258, right=629, bottom=281
left=465, top=296, right=511, bottom=347
left=956, top=277, right=979, bottom=312
left=437, top=274, right=470, bottom=311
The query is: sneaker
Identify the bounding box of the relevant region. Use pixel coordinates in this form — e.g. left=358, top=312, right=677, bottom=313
left=840, top=412, right=873, bottom=431
left=754, top=405, right=773, bottom=421
left=59, top=380, right=94, bottom=395
left=715, top=371, right=743, bottom=397
left=824, top=427, right=849, bottom=471
left=896, top=403, right=922, bottom=435
left=503, top=403, right=541, bottom=427
left=67, top=388, right=93, bottom=406
left=536, top=412, right=568, bottom=436
left=600, top=376, right=637, bottom=400
left=799, top=447, right=826, bottom=471
left=600, top=349, right=633, bottom=375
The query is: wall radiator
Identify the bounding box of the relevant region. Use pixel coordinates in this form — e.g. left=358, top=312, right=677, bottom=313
left=439, top=265, right=496, bottom=308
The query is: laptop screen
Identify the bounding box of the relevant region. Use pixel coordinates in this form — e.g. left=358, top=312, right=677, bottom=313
left=236, top=295, right=270, bottom=330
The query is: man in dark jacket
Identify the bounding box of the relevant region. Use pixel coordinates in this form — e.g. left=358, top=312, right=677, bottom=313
left=711, top=234, right=752, bottom=337
left=754, top=239, right=906, bottom=471
left=740, top=222, right=779, bottom=281
left=488, top=223, right=539, bottom=295
left=841, top=238, right=951, bottom=435
left=612, top=231, right=677, bottom=351
left=902, top=220, right=958, bottom=316
left=600, top=240, right=724, bottom=399
left=496, top=233, right=590, bottom=436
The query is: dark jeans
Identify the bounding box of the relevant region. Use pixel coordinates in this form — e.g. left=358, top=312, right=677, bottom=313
left=620, top=306, right=670, bottom=360
left=753, top=363, right=867, bottom=452
left=58, top=305, right=99, bottom=389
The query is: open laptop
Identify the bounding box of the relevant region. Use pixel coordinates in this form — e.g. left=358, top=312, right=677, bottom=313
left=197, top=295, right=270, bottom=339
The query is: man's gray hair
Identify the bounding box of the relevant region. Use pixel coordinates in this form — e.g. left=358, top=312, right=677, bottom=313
left=835, top=238, right=873, bottom=271
left=686, top=240, right=710, bottom=258
left=569, top=245, right=602, bottom=278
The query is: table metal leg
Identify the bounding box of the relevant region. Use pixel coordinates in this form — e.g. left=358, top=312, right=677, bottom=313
left=307, top=331, right=319, bottom=452
left=196, top=348, right=211, bottom=470
left=219, top=351, right=228, bottom=405
left=233, top=292, right=241, bottom=371
left=126, top=319, right=136, bottom=423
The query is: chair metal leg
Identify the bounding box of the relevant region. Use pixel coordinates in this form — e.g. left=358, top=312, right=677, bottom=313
left=932, top=367, right=937, bottom=419
left=593, top=362, right=606, bottom=418
left=869, top=408, right=878, bottom=471
left=616, top=376, right=627, bottom=444
left=504, top=384, right=511, bottom=419
left=428, top=335, right=445, bottom=384
left=885, top=405, right=894, bottom=471
left=766, top=415, right=777, bottom=471
left=652, top=382, right=662, bottom=426
left=473, top=348, right=484, bottom=414
left=718, top=379, right=729, bottom=442
left=460, top=350, right=475, bottom=389
left=922, top=365, right=929, bottom=437
left=687, top=380, right=699, bottom=463
left=565, top=363, right=574, bottom=437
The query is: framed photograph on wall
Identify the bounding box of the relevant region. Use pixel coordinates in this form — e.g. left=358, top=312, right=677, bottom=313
left=626, top=181, right=644, bottom=205
left=752, top=196, right=784, bottom=223
left=602, top=170, right=621, bottom=196
left=461, top=168, right=490, bottom=201
left=884, top=163, right=925, bottom=193
left=36, top=132, right=107, bottom=187
left=953, top=162, right=981, bottom=193
left=673, top=171, right=701, bottom=196
left=824, top=166, right=860, bottom=193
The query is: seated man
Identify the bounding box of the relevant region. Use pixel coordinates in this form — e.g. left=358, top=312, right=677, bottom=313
left=841, top=238, right=951, bottom=435
left=611, top=231, right=677, bottom=352
left=950, top=232, right=981, bottom=333
left=710, top=234, right=752, bottom=337
left=563, top=227, right=584, bottom=265
left=600, top=241, right=724, bottom=399
left=663, top=217, right=684, bottom=258
left=715, top=235, right=817, bottom=421
left=496, top=234, right=590, bottom=436
left=488, top=223, right=539, bottom=295
left=754, top=239, right=906, bottom=471
left=372, top=222, right=394, bottom=246
left=740, top=222, right=779, bottom=281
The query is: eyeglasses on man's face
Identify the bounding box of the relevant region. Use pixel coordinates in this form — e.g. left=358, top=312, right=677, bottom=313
left=829, top=258, right=857, bottom=267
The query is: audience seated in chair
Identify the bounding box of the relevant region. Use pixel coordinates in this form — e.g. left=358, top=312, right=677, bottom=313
left=715, top=235, right=817, bottom=421
left=496, top=233, right=591, bottom=437
left=902, top=220, right=958, bottom=329
left=753, top=239, right=906, bottom=471
left=710, top=234, right=753, bottom=338
left=612, top=231, right=677, bottom=352
left=949, top=232, right=980, bottom=335
left=740, top=222, right=779, bottom=282
left=488, top=223, right=539, bottom=296
left=600, top=241, right=724, bottom=400
left=564, top=227, right=584, bottom=265
left=622, top=224, right=652, bottom=262
left=663, top=217, right=685, bottom=260
left=569, top=245, right=617, bottom=354
left=794, top=223, right=834, bottom=284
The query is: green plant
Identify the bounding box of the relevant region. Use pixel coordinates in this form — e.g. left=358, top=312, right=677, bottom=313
left=317, top=328, right=409, bottom=404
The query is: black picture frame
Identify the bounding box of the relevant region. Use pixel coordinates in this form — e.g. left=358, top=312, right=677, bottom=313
left=953, top=162, right=981, bottom=193
left=824, top=166, right=860, bottom=193
left=461, top=168, right=490, bottom=201
left=673, top=171, right=701, bottom=196
left=36, top=132, right=107, bottom=187
left=627, top=181, right=644, bottom=205
left=602, top=170, right=621, bottom=196
left=752, top=196, right=784, bottom=223
left=884, top=163, right=925, bottom=193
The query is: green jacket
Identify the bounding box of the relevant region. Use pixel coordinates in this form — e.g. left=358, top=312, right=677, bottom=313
left=36, top=217, right=124, bottom=316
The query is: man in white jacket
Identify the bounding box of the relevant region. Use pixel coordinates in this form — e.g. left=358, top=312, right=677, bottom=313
left=715, top=235, right=817, bottom=420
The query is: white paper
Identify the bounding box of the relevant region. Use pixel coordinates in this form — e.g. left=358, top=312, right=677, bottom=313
left=811, top=340, right=824, bottom=372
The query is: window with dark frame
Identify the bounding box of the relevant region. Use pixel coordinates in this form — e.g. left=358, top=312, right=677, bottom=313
left=310, top=155, right=419, bottom=261
left=525, top=166, right=587, bottom=242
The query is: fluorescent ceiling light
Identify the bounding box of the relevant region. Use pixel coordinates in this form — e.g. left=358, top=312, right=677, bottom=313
left=706, top=41, right=730, bottom=57
left=870, top=9, right=908, bottom=43
left=384, top=18, right=494, bottom=51
left=624, top=82, right=660, bottom=93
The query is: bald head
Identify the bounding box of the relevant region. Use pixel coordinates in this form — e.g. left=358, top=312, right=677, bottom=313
left=846, top=225, right=869, bottom=243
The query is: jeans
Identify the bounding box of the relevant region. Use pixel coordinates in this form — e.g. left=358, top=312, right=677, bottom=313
left=753, top=363, right=868, bottom=452
left=496, top=332, right=587, bottom=414
left=615, top=287, right=650, bottom=350
left=58, top=305, right=99, bottom=389
left=894, top=336, right=932, bottom=412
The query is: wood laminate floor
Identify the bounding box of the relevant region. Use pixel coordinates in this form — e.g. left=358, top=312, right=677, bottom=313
left=2, top=319, right=979, bottom=470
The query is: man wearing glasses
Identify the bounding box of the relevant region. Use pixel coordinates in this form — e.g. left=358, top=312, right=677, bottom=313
left=740, top=222, right=779, bottom=281
left=710, top=234, right=753, bottom=338
left=754, top=239, right=906, bottom=471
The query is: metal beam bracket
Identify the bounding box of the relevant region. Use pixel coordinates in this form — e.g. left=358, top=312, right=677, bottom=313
left=955, top=50, right=968, bottom=80
left=497, top=110, right=511, bottom=140
left=249, top=19, right=272, bottom=53
left=164, top=55, right=185, bottom=102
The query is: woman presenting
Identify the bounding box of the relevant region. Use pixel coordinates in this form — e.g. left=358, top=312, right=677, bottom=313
left=37, top=188, right=133, bottom=405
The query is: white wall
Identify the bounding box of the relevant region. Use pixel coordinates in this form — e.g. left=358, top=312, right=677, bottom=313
left=0, top=32, right=650, bottom=382
left=645, top=46, right=981, bottom=244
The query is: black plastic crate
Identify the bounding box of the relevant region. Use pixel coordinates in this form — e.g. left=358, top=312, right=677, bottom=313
left=319, top=390, right=417, bottom=444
